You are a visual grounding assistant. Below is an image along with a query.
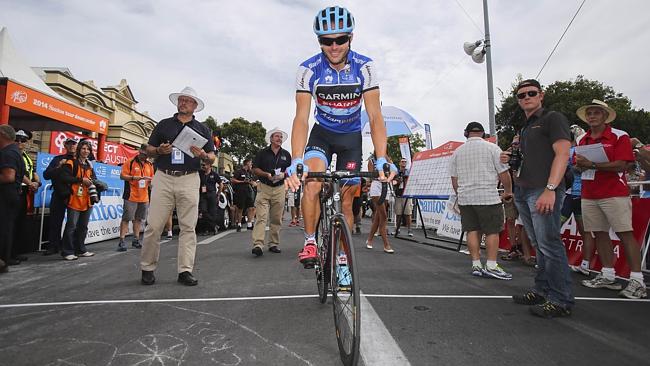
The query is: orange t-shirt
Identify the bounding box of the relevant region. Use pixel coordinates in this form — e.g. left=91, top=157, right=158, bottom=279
left=121, top=157, right=154, bottom=203
left=66, top=159, right=94, bottom=211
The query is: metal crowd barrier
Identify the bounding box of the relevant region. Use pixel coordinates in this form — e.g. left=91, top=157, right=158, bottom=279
left=38, top=186, right=122, bottom=252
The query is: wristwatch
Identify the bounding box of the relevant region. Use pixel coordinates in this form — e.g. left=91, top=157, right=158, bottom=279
left=545, top=183, right=556, bottom=191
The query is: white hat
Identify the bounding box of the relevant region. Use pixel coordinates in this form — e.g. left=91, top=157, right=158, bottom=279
left=265, top=127, right=288, bottom=143
left=576, top=99, right=616, bottom=124
left=169, top=86, right=205, bottom=112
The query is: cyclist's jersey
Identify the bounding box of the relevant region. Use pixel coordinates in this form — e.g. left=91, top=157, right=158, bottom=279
left=296, top=50, right=379, bottom=134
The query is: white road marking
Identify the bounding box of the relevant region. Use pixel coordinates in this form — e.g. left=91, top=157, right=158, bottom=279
left=1, top=293, right=646, bottom=309
left=360, top=293, right=411, bottom=365
left=198, top=230, right=233, bottom=245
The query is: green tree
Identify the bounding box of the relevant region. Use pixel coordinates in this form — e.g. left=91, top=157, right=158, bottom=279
left=220, top=117, right=267, bottom=165
left=203, top=115, right=218, bottom=132
left=386, top=133, right=426, bottom=162
left=495, top=75, right=650, bottom=149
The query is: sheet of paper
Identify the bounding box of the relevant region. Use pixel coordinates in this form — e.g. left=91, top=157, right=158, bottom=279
left=574, top=143, right=609, bottom=163
left=171, top=126, right=208, bottom=157
left=575, top=143, right=609, bottom=181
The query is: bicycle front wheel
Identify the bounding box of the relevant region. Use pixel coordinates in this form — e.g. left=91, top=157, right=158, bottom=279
left=330, top=216, right=360, bottom=366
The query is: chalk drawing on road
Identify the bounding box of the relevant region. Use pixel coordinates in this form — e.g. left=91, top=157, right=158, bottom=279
left=110, top=334, right=188, bottom=366
left=181, top=322, right=241, bottom=365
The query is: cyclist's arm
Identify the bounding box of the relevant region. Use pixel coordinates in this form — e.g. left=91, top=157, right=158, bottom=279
left=291, top=92, right=312, bottom=159
left=363, top=89, right=393, bottom=180
left=286, top=92, right=312, bottom=191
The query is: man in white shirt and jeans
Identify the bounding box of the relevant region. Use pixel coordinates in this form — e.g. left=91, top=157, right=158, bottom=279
left=450, top=122, right=513, bottom=280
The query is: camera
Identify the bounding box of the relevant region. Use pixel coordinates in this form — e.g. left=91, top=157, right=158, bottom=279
left=508, top=148, right=523, bottom=171
left=88, top=184, right=100, bottom=205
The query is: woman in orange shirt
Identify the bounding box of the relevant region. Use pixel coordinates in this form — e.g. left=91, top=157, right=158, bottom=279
left=60, top=140, right=97, bottom=261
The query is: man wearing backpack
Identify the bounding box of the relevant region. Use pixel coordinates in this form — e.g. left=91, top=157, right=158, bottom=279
left=42, top=137, right=78, bottom=256
left=117, top=144, right=154, bottom=251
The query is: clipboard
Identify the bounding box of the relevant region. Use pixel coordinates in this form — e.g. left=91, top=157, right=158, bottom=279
left=171, top=126, right=208, bottom=157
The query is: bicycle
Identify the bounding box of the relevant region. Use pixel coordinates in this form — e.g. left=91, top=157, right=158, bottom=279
left=298, top=164, right=389, bottom=366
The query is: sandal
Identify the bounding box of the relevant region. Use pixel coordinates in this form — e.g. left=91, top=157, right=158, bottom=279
left=501, top=250, right=521, bottom=261
left=523, top=257, right=537, bottom=267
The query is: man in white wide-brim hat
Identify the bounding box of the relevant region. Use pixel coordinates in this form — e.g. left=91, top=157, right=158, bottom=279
left=140, top=86, right=215, bottom=287
left=574, top=99, right=646, bottom=299
left=250, top=127, right=292, bottom=256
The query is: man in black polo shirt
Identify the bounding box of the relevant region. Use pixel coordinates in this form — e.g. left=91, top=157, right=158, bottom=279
left=42, top=137, right=78, bottom=256
left=0, top=126, right=26, bottom=273
left=197, top=162, right=222, bottom=235
left=140, top=87, right=216, bottom=286
left=250, top=128, right=291, bottom=256
left=503, top=79, right=574, bottom=318
left=231, top=159, right=256, bottom=232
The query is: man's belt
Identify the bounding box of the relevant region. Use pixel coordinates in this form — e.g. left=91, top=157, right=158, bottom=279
left=161, top=169, right=195, bottom=177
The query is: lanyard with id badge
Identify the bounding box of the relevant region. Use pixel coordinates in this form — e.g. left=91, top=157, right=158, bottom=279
left=172, top=147, right=185, bottom=165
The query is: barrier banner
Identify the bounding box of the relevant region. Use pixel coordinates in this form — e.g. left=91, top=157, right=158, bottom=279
left=58, top=195, right=125, bottom=244
left=499, top=198, right=650, bottom=278
left=34, top=152, right=123, bottom=208
left=416, top=199, right=447, bottom=229
left=561, top=197, right=650, bottom=278
left=436, top=195, right=462, bottom=240
left=49, top=131, right=138, bottom=166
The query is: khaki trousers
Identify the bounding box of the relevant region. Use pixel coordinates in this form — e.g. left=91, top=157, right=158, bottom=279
left=141, top=171, right=200, bottom=273
left=252, top=183, right=286, bottom=248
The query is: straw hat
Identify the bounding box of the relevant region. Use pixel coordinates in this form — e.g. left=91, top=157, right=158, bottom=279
left=576, top=99, right=616, bottom=124
left=169, top=86, right=205, bottom=112
left=265, top=127, right=288, bottom=143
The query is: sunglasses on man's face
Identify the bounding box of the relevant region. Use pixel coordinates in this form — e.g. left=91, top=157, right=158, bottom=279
left=516, top=90, right=539, bottom=99
left=15, top=138, right=28, bottom=143
left=318, top=35, right=350, bottom=46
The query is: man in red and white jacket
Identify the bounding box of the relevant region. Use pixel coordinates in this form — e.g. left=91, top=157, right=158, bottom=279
left=574, top=99, right=646, bottom=299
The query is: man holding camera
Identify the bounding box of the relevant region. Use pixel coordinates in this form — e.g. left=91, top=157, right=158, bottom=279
left=504, top=79, right=574, bottom=318
left=450, top=122, right=513, bottom=280
left=117, top=144, right=154, bottom=251
left=393, top=158, right=414, bottom=237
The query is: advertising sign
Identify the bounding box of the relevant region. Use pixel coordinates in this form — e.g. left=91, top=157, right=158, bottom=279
left=436, top=194, right=463, bottom=240
left=49, top=131, right=138, bottom=166
left=5, top=80, right=108, bottom=133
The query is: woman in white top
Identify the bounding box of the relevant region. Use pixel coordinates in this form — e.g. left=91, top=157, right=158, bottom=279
left=365, top=157, right=394, bottom=253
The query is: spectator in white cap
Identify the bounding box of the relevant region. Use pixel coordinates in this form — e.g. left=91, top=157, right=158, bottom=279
left=140, top=86, right=215, bottom=286
left=250, top=127, right=291, bottom=256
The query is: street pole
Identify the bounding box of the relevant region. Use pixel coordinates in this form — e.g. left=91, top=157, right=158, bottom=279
left=483, top=0, right=496, bottom=138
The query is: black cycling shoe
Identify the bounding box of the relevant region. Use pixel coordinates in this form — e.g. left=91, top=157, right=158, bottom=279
left=513, top=291, right=546, bottom=305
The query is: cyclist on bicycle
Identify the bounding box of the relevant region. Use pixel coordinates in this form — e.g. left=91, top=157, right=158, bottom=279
left=285, top=6, right=396, bottom=268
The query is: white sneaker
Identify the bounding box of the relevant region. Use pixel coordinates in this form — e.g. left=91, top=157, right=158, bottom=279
left=408, top=231, right=414, bottom=237
left=619, top=279, right=647, bottom=299
left=63, top=255, right=78, bottom=261
left=78, top=252, right=95, bottom=257
left=569, top=265, right=590, bottom=276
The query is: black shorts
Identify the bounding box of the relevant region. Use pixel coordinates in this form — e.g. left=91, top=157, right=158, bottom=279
left=234, top=186, right=254, bottom=209
left=561, top=194, right=582, bottom=219
left=304, top=124, right=362, bottom=183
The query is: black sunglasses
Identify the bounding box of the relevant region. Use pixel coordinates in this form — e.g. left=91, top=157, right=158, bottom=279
left=516, top=90, right=539, bottom=99
left=318, top=35, right=350, bottom=46
left=15, top=137, right=28, bottom=143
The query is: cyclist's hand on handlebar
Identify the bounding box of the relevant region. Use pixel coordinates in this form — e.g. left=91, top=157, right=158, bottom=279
left=285, top=158, right=308, bottom=192
left=374, top=157, right=398, bottom=181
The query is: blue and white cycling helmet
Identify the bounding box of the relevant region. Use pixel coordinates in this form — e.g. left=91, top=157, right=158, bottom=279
left=313, top=6, right=355, bottom=36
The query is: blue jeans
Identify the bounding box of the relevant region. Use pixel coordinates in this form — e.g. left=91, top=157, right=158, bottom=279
left=62, top=208, right=91, bottom=256
left=515, top=186, right=574, bottom=308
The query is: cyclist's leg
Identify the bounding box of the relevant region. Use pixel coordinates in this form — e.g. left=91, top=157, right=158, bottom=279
left=333, top=131, right=362, bottom=231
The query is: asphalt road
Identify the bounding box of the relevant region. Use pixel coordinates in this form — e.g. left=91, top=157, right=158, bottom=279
left=1, top=217, right=649, bottom=366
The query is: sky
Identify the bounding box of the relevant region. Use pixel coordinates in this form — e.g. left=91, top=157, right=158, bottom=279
left=1, top=0, right=649, bottom=155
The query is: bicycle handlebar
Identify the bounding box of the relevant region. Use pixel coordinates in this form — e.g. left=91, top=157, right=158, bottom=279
left=296, top=163, right=392, bottom=204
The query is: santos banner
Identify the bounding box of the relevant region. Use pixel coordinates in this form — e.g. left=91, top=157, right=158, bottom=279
left=62, top=195, right=125, bottom=244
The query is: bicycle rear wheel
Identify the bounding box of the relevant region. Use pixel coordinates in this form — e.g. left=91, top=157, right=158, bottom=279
left=330, top=216, right=360, bottom=366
